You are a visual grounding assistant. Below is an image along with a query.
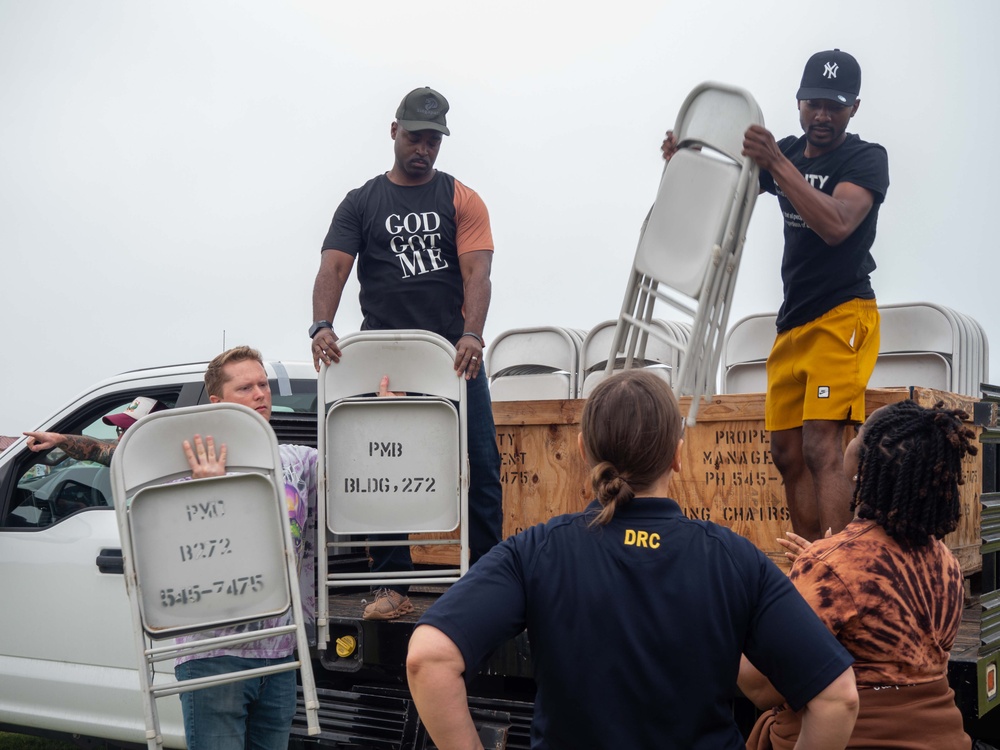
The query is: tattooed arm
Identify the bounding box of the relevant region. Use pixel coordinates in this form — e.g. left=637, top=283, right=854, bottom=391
left=23, top=431, right=117, bottom=466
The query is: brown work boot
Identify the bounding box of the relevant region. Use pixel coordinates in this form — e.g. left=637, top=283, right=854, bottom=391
left=362, top=588, right=414, bottom=620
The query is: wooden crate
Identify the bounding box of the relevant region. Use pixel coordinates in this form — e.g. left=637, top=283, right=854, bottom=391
left=413, top=387, right=982, bottom=574
left=410, top=400, right=588, bottom=566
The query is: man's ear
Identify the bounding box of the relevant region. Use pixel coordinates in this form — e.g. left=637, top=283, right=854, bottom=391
left=209, top=395, right=221, bottom=404
left=390, top=121, right=398, bottom=139
left=850, top=99, right=860, bottom=118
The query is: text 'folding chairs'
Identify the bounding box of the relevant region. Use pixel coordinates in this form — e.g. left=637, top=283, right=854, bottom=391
left=111, top=403, right=319, bottom=749
left=607, top=82, right=763, bottom=424
left=316, top=331, right=468, bottom=653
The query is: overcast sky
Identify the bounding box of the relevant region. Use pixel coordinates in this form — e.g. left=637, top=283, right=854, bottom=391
left=1, top=0, right=996, bottom=435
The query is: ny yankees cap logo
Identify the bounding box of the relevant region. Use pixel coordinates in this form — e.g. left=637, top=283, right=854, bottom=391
left=796, top=49, right=861, bottom=105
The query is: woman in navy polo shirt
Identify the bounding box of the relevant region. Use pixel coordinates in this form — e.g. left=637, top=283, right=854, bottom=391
left=407, top=370, right=858, bottom=749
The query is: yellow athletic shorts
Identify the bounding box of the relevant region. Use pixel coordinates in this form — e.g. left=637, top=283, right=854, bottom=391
left=765, top=298, right=880, bottom=431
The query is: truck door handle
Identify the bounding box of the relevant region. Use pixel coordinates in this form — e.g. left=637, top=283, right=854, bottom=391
left=97, top=548, right=124, bottom=575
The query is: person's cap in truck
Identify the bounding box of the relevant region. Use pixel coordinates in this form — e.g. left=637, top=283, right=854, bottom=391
left=102, top=397, right=167, bottom=431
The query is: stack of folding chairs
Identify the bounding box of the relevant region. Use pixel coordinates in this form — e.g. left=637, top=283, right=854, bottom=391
left=487, top=326, right=587, bottom=401
left=315, top=331, right=469, bottom=653
left=721, top=303, right=990, bottom=398
left=579, top=319, right=691, bottom=398
left=605, top=81, right=763, bottom=424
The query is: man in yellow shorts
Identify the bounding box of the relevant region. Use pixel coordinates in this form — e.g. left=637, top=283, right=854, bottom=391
left=764, top=297, right=880, bottom=539
left=743, top=50, right=889, bottom=539
left=666, top=50, right=890, bottom=539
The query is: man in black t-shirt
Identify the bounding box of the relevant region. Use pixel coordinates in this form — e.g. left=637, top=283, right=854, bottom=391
left=664, top=50, right=889, bottom=540
left=310, top=88, right=503, bottom=620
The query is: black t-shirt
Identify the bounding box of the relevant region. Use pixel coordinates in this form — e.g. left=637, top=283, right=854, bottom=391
left=322, top=171, right=493, bottom=344
left=760, top=134, right=889, bottom=331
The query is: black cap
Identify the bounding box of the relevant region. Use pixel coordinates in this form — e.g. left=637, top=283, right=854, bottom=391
left=395, top=87, right=450, bottom=135
left=796, top=49, right=861, bottom=105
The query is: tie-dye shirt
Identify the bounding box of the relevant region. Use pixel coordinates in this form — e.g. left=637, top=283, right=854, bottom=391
left=174, top=443, right=318, bottom=664
left=790, top=519, right=963, bottom=687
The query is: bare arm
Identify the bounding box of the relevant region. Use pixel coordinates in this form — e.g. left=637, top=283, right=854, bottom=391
left=455, top=250, right=492, bottom=380
left=24, top=431, right=117, bottom=466
left=737, top=654, right=786, bottom=710
left=794, top=666, right=858, bottom=750
left=742, top=124, right=874, bottom=246
left=311, top=248, right=356, bottom=370
left=406, top=625, right=484, bottom=750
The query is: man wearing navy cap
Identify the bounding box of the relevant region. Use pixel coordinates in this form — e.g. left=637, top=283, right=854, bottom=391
left=744, top=50, right=889, bottom=541
left=664, top=50, right=889, bottom=541
left=310, top=87, right=503, bottom=620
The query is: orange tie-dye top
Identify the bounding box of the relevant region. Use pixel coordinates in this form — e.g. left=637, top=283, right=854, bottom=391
left=790, top=519, right=963, bottom=687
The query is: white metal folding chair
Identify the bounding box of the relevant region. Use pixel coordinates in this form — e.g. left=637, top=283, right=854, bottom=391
left=580, top=319, right=690, bottom=397
left=868, top=352, right=952, bottom=392
left=316, top=330, right=468, bottom=652
left=487, top=326, right=585, bottom=401
left=111, top=403, right=319, bottom=749
left=875, top=302, right=986, bottom=396
left=871, top=303, right=956, bottom=393
left=606, top=81, right=763, bottom=423
left=968, top=315, right=990, bottom=392
left=720, top=312, right=777, bottom=394
left=955, top=309, right=988, bottom=396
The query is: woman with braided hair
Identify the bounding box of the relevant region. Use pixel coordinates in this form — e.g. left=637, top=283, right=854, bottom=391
left=407, top=370, right=858, bottom=750
left=741, top=400, right=977, bottom=749
left=851, top=399, right=972, bottom=545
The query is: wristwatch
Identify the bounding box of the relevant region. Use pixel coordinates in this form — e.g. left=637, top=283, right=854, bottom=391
left=309, top=320, right=333, bottom=339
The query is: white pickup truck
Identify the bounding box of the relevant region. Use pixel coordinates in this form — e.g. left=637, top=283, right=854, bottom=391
left=4, top=359, right=1000, bottom=749
left=0, top=360, right=319, bottom=748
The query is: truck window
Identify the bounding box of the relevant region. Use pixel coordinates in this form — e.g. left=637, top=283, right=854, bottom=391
left=8, top=451, right=114, bottom=530
left=269, top=379, right=317, bottom=413
left=3, top=393, right=178, bottom=529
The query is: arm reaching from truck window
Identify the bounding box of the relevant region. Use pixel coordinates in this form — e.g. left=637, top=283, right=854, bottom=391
left=23, top=431, right=117, bottom=466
